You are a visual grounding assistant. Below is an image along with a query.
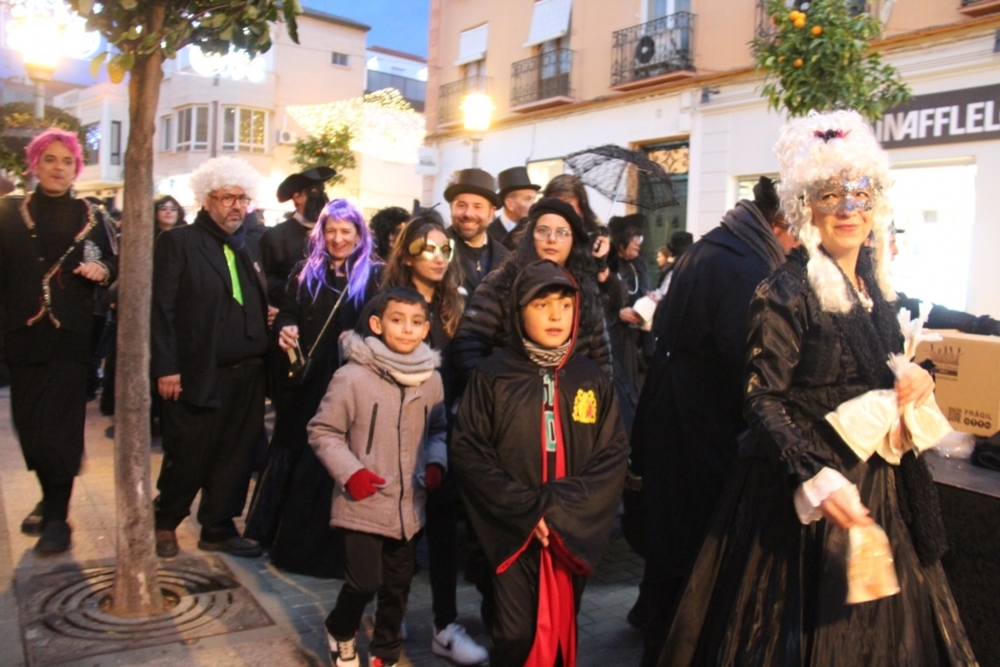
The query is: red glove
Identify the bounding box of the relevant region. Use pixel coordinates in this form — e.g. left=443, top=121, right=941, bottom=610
left=425, top=464, right=444, bottom=492
left=346, top=469, right=385, bottom=501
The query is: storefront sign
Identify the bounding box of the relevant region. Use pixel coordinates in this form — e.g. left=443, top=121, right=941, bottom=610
left=874, top=84, right=1000, bottom=149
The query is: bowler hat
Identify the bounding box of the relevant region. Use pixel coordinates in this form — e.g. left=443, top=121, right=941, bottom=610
left=277, top=166, right=337, bottom=203
left=443, top=169, right=501, bottom=208
left=498, top=166, right=541, bottom=200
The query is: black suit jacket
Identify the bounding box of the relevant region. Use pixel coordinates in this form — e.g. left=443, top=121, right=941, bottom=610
left=151, top=220, right=268, bottom=408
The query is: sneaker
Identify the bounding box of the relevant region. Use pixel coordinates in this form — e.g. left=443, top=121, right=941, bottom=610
left=34, top=519, right=71, bottom=555
left=197, top=535, right=262, bottom=558
left=432, top=622, right=488, bottom=665
left=369, top=657, right=397, bottom=667
left=155, top=530, right=179, bottom=558
left=328, top=632, right=359, bottom=667
left=20, top=502, right=44, bottom=536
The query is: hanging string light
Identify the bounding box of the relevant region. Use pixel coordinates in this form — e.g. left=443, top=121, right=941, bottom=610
left=285, top=88, right=425, bottom=164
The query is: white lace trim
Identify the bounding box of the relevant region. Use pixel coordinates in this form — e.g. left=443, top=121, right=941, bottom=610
left=793, top=466, right=854, bottom=524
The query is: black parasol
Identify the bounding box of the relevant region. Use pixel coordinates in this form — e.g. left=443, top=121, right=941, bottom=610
left=564, top=144, right=677, bottom=211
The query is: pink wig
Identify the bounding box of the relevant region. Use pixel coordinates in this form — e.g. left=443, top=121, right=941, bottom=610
left=26, top=128, right=84, bottom=178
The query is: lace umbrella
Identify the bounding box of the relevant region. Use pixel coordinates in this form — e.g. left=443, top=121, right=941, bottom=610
left=564, top=144, right=677, bottom=211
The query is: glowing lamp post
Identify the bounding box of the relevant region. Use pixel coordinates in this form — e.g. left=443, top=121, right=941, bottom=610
left=16, top=14, right=61, bottom=119
left=460, top=92, right=494, bottom=169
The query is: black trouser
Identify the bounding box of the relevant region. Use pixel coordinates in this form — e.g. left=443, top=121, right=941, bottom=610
left=490, top=542, right=585, bottom=667
left=154, top=364, right=265, bottom=541
left=325, top=530, right=417, bottom=663
left=9, top=361, right=88, bottom=522
left=425, top=470, right=460, bottom=630
left=640, top=569, right=686, bottom=667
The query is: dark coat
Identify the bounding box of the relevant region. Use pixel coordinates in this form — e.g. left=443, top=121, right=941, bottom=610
left=150, top=216, right=269, bottom=409
left=898, top=291, right=1000, bottom=336
left=0, top=194, right=118, bottom=341
left=630, top=224, right=775, bottom=574
left=260, top=217, right=311, bottom=305
left=451, top=307, right=627, bottom=575
left=487, top=216, right=510, bottom=247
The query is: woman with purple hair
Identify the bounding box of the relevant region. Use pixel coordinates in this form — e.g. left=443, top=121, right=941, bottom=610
left=246, top=198, right=382, bottom=577
left=0, top=128, right=118, bottom=554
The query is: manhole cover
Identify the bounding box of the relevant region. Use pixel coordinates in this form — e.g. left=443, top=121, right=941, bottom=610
left=15, top=556, right=273, bottom=666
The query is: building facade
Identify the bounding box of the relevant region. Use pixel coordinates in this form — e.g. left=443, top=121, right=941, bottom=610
left=423, top=0, right=1000, bottom=316
left=53, top=8, right=423, bottom=222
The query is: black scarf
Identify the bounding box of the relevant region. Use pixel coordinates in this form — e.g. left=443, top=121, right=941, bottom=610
left=719, top=200, right=786, bottom=272
left=195, top=209, right=247, bottom=251
left=825, top=247, right=948, bottom=566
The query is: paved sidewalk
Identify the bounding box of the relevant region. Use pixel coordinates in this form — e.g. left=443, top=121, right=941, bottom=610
left=0, top=388, right=644, bottom=666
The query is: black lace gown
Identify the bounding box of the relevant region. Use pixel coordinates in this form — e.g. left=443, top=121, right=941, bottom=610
left=660, top=248, right=977, bottom=667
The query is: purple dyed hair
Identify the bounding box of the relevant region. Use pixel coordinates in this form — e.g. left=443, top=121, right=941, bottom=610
left=298, top=199, right=374, bottom=306
left=26, top=128, right=84, bottom=178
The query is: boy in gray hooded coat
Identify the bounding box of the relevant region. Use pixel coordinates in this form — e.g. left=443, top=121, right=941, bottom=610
left=309, top=286, right=448, bottom=667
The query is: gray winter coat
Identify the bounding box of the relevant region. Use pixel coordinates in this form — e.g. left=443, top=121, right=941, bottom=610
left=308, top=332, right=447, bottom=540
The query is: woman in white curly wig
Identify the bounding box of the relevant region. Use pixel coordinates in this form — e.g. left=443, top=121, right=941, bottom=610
left=658, top=110, right=976, bottom=666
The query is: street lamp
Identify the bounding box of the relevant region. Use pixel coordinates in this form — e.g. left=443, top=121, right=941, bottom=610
left=460, top=92, right=494, bottom=169
left=13, top=13, right=61, bottom=119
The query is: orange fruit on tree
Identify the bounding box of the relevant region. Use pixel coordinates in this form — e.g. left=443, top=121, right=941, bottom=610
left=812, top=25, right=823, bottom=36
left=778, top=55, right=786, bottom=62
left=793, top=58, right=803, bottom=68
left=794, top=18, right=806, bottom=28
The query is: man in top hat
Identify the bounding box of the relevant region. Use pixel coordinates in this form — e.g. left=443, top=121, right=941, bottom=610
left=260, top=166, right=335, bottom=305
left=445, top=168, right=510, bottom=295
left=487, top=166, right=540, bottom=250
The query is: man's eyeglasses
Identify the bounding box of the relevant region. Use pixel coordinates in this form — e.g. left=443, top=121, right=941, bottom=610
left=534, top=226, right=573, bottom=243
left=408, top=237, right=453, bottom=262
left=209, top=193, right=252, bottom=207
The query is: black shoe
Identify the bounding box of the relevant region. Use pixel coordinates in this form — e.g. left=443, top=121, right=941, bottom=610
left=156, top=530, right=179, bottom=558
left=197, top=535, right=262, bottom=558
left=34, top=520, right=71, bottom=555
left=20, top=502, right=45, bottom=536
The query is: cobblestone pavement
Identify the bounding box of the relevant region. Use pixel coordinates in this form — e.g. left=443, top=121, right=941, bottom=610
left=0, top=389, right=644, bottom=666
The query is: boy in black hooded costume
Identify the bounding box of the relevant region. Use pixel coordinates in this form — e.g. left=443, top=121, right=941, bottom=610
left=450, top=259, right=628, bottom=667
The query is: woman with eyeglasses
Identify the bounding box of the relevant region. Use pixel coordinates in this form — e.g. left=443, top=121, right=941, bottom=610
left=245, top=198, right=382, bottom=578
left=154, top=195, right=186, bottom=237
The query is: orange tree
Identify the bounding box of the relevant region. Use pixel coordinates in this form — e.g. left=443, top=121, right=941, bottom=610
left=752, top=0, right=909, bottom=120
left=64, top=0, right=301, bottom=617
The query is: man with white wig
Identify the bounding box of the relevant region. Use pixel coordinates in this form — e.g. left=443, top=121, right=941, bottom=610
left=151, top=156, right=269, bottom=559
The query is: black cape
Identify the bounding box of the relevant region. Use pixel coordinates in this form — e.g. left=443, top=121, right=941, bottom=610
left=260, top=217, right=311, bottom=305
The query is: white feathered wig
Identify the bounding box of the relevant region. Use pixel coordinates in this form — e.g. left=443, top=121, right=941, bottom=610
left=774, top=110, right=895, bottom=313
left=190, top=156, right=260, bottom=206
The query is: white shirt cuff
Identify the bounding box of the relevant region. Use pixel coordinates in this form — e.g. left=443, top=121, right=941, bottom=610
left=793, top=467, right=854, bottom=524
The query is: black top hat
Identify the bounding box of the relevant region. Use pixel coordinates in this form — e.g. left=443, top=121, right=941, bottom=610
left=497, top=166, right=541, bottom=200
left=443, top=168, right=501, bottom=208
left=277, top=166, right=337, bottom=203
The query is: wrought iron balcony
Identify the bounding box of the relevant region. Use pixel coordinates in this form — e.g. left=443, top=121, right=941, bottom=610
left=510, top=49, right=574, bottom=111
left=437, top=75, right=490, bottom=127
left=611, top=12, right=694, bottom=90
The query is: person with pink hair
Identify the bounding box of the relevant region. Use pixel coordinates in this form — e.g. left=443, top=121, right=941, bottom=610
left=0, top=127, right=118, bottom=554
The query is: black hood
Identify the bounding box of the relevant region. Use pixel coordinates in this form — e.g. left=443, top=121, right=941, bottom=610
left=507, top=259, right=580, bottom=363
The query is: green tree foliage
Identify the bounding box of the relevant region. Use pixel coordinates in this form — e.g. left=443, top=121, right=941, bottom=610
left=291, top=127, right=355, bottom=183
left=0, top=102, right=85, bottom=184
left=752, top=0, right=910, bottom=121
left=71, top=0, right=302, bottom=82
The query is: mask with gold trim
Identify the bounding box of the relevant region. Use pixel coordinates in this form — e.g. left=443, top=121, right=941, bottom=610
left=806, top=175, right=878, bottom=215
left=408, top=237, right=453, bottom=262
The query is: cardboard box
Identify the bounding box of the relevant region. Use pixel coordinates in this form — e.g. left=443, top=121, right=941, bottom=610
left=915, top=330, right=1000, bottom=437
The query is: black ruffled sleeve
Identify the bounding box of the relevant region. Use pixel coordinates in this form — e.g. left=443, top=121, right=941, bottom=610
left=743, top=270, right=842, bottom=485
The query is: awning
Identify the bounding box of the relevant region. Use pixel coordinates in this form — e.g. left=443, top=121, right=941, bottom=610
left=455, top=24, right=489, bottom=66
left=523, top=0, right=572, bottom=48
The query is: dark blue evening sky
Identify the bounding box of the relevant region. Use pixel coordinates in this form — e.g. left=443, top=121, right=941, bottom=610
left=301, top=0, right=430, bottom=58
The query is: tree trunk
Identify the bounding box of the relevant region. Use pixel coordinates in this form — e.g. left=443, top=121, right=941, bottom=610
left=110, top=23, right=166, bottom=616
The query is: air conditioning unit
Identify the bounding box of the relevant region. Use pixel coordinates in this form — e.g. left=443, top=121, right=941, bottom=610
left=276, top=129, right=300, bottom=145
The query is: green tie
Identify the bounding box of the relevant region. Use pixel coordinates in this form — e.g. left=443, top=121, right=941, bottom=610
left=223, top=245, right=244, bottom=306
